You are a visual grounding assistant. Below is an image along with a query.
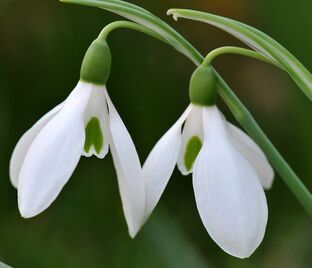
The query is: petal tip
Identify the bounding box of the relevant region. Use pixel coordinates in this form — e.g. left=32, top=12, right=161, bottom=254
left=18, top=205, right=36, bottom=219
left=128, top=226, right=140, bottom=239
left=226, top=246, right=255, bottom=259
left=129, top=231, right=136, bottom=239
left=18, top=192, right=41, bottom=219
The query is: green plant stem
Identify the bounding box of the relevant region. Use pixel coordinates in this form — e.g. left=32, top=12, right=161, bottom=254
left=216, top=74, right=312, bottom=217
left=202, top=46, right=277, bottom=67
left=98, top=21, right=169, bottom=44
left=60, top=0, right=312, bottom=217
left=168, top=8, right=312, bottom=101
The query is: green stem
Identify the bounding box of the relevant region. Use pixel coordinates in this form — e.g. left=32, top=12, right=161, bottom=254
left=215, top=73, right=312, bottom=217
left=60, top=0, right=312, bottom=217
left=202, top=46, right=277, bottom=67
left=168, top=8, right=312, bottom=101
left=98, top=21, right=169, bottom=44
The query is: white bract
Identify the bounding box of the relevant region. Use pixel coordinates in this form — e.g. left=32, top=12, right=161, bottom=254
left=10, top=81, right=145, bottom=238
left=143, top=104, right=274, bottom=258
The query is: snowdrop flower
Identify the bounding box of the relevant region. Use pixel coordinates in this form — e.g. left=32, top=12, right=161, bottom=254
left=143, top=66, right=274, bottom=258
left=10, top=38, right=145, bottom=238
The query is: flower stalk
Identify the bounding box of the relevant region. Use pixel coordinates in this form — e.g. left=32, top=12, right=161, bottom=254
left=98, top=21, right=169, bottom=44
left=202, top=46, right=278, bottom=67
left=168, top=8, right=312, bottom=101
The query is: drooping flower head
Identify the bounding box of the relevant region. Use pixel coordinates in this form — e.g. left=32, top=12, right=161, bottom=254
left=143, top=65, right=274, bottom=258
left=10, top=36, right=145, bottom=238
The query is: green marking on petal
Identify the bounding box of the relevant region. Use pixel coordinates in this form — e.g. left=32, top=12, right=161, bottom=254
left=184, top=136, right=203, bottom=171
left=84, top=117, right=103, bottom=154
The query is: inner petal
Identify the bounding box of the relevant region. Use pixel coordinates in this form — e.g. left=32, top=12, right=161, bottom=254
left=82, top=85, right=110, bottom=159
left=84, top=116, right=104, bottom=155
left=177, top=105, right=204, bottom=175
left=184, top=136, right=203, bottom=171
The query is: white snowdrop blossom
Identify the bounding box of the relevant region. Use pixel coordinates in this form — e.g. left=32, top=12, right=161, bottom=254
left=9, top=38, right=145, bottom=238
left=143, top=104, right=274, bottom=257
left=143, top=64, right=274, bottom=258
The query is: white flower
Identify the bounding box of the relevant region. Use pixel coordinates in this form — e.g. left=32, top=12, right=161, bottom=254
left=10, top=81, right=145, bottom=238
left=143, top=104, right=274, bottom=258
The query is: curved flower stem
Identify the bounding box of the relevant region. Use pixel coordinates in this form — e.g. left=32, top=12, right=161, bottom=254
left=202, top=46, right=279, bottom=68
left=168, top=8, right=312, bottom=101
left=98, top=21, right=169, bottom=44
left=60, top=0, right=312, bottom=217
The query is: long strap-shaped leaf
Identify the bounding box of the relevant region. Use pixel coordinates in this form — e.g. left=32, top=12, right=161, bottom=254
left=60, top=0, right=312, bottom=216
left=0, top=261, right=12, bottom=268
left=168, top=9, right=312, bottom=101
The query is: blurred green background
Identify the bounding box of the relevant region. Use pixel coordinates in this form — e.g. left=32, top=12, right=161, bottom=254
left=0, top=0, right=311, bottom=267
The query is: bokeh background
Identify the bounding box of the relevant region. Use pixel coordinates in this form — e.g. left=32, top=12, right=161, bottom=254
left=0, top=0, right=311, bottom=267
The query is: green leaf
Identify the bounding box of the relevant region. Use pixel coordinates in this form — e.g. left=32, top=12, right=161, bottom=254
left=167, top=9, right=312, bottom=101
left=0, top=261, right=12, bottom=268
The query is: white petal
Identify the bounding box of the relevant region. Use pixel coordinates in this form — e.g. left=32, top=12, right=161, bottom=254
left=104, top=89, right=145, bottom=238
left=227, top=123, right=274, bottom=189
left=18, top=81, right=92, bottom=218
left=143, top=105, right=192, bottom=218
left=177, top=105, right=204, bottom=175
left=10, top=102, right=64, bottom=188
left=82, top=85, right=110, bottom=159
left=193, top=106, right=268, bottom=258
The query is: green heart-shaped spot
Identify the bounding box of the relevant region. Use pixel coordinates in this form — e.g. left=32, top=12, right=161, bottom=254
left=184, top=136, right=202, bottom=171
left=84, top=117, right=104, bottom=154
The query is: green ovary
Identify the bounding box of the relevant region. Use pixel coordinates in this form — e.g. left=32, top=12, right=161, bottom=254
left=84, top=117, right=104, bottom=154
left=184, top=136, right=203, bottom=171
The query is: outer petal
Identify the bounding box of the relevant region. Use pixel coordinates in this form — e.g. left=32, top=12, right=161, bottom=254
left=143, top=105, right=192, bottom=218
left=18, top=81, right=92, bottom=218
left=10, top=103, right=64, bottom=188
left=193, top=106, right=268, bottom=258
left=82, top=85, right=110, bottom=159
left=177, top=105, right=204, bottom=175
left=104, top=89, right=145, bottom=238
left=226, top=123, right=274, bottom=189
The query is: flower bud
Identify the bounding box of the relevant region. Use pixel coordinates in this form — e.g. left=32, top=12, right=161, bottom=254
left=80, top=38, right=112, bottom=85
left=189, top=65, right=217, bottom=106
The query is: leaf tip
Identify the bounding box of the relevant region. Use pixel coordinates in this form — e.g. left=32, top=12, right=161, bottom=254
left=167, top=9, right=179, bottom=21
